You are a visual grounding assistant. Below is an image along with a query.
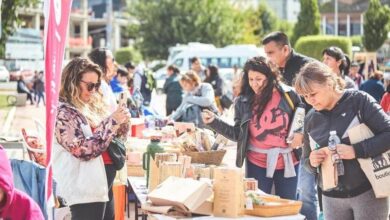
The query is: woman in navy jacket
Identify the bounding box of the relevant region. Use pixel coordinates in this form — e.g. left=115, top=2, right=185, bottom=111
left=295, top=61, right=389, bottom=220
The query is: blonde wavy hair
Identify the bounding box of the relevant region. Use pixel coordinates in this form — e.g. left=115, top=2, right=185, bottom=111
left=59, top=57, right=110, bottom=127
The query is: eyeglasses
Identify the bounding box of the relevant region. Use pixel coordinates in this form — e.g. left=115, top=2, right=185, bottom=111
left=80, top=80, right=101, bottom=92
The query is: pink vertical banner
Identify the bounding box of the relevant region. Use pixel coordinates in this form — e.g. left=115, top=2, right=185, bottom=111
left=44, top=0, right=73, bottom=206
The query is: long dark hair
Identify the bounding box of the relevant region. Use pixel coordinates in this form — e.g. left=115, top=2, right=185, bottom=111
left=322, top=46, right=350, bottom=76
left=204, top=65, right=220, bottom=83
left=240, top=56, right=280, bottom=121
left=88, top=48, right=109, bottom=76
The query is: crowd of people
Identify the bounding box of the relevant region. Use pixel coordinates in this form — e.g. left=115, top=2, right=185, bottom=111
left=16, top=71, right=46, bottom=107
left=3, top=30, right=389, bottom=220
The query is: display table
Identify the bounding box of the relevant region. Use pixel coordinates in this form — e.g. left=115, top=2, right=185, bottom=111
left=128, top=176, right=148, bottom=220
left=149, top=214, right=305, bottom=220
left=127, top=176, right=305, bottom=220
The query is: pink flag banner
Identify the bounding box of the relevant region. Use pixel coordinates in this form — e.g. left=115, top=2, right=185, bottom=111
left=44, top=0, right=73, bottom=209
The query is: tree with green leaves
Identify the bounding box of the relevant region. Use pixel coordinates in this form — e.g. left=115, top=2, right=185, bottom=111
left=291, top=0, right=320, bottom=46
left=363, top=0, right=390, bottom=52
left=241, top=3, right=278, bottom=44
left=0, top=0, right=39, bottom=58
left=130, top=0, right=244, bottom=60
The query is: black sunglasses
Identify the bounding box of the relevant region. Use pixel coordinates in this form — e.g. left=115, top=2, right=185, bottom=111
left=80, top=80, right=101, bottom=92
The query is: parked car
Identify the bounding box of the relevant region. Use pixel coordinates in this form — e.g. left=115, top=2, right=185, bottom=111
left=0, top=66, right=10, bottom=82
left=9, top=69, right=35, bottom=82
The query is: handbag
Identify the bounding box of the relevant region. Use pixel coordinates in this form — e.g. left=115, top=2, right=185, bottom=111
left=219, top=94, right=233, bottom=109
left=347, top=123, right=390, bottom=198
left=107, top=137, right=126, bottom=170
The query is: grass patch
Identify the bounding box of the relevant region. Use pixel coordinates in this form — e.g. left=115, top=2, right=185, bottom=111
left=0, top=95, right=7, bottom=106
left=0, top=95, right=11, bottom=127
left=0, top=95, right=10, bottom=108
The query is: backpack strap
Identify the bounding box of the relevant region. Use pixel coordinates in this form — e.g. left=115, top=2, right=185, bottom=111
left=283, top=91, right=296, bottom=111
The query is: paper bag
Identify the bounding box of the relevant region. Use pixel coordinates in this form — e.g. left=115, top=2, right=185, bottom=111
left=213, top=167, right=245, bottom=218
left=320, top=148, right=337, bottom=191
left=348, top=123, right=390, bottom=198
left=148, top=176, right=213, bottom=212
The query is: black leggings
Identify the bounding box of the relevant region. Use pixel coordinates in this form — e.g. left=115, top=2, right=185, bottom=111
left=70, top=202, right=106, bottom=220
left=70, top=164, right=116, bottom=220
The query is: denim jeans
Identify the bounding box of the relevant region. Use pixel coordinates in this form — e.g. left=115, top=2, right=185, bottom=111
left=246, top=159, right=299, bottom=200
left=297, top=159, right=318, bottom=220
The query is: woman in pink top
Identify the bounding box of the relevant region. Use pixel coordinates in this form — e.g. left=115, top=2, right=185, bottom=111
left=202, top=56, right=303, bottom=199
left=0, top=146, right=44, bottom=220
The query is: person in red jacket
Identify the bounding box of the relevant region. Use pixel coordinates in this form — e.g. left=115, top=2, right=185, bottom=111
left=0, top=145, right=44, bottom=220
left=380, top=73, right=390, bottom=114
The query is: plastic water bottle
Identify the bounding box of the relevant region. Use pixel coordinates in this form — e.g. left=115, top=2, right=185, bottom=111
left=328, top=131, right=344, bottom=176
left=328, top=131, right=339, bottom=151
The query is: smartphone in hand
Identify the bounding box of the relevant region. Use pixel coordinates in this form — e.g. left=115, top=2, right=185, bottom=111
left=118, top=92, right=128, bottom=108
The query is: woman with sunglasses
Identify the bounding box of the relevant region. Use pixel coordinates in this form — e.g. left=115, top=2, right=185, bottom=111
left=322, top=46, right=357, bottom=90
left=202, top=56, right=303, bottom=200
left=295, top=61, right=389, bottom=220
left=53, top=58, right=130, bottom=220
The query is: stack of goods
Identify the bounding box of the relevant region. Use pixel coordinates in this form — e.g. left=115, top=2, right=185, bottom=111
left=176, top=129, right=226, bottom=166
left=126, top=151, right=144, bottom=177
left=148, top=153, right=192, bottom=191
left=144, top=176, right=213, bottom=217
left=185, top=164, right=218, bottom=180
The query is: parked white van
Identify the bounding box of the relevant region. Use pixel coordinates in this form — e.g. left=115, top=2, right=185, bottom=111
left=155, top=44, right=265, bottom=93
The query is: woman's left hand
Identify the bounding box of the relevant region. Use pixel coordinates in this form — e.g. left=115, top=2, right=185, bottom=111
left=336, top=144, right=356, bottom=160
left=289, top=133, right=303, bottom=149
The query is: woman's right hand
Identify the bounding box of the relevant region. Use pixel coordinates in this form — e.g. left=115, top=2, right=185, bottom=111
left=201, top=109, right=215, bottom=124
left=309, top=149, right=328, bottom=167
left=112, top=106, right=131, bottom=125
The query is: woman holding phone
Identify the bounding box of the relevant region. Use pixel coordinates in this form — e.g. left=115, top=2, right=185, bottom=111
left=202, top=56, right=303, bottom=199
left=53, top=58, right=131, bottom=220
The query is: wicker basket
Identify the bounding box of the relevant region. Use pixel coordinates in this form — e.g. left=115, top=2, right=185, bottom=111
left=182, top=150, right=226, bottom=165
left=245, top=197, right=302, bottom=217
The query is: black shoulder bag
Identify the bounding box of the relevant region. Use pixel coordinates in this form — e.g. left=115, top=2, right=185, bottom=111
left=107, top=137, right=126, bottom=170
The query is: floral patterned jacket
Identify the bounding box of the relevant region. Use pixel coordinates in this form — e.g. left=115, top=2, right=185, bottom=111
left=55, top=101, right=122, bottom=161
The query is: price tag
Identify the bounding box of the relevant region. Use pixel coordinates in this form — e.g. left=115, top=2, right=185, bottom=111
left=245, top=197, right=253, bottom=210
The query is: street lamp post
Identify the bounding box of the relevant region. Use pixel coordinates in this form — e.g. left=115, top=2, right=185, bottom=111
left=335, top=0, right=338, bottom=36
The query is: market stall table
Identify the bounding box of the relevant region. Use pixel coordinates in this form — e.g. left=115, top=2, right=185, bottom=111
left=128, top=176, right=148, bottom=220
left=127, top=176, right=305, bottom=220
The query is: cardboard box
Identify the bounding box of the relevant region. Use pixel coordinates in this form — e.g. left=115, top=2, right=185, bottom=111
left=148, top=176, right=213, bottom=213
left=127, top=164, right=145, bottom=177
left=213, top=167, right=245, bottom=218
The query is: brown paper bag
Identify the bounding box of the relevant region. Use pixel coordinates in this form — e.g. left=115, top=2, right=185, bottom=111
left=348, top=123, right=390, bottom=198
left=320, top=148, right=337, bottom=191
left=213, top=167, right=245, bottom=218
left=148, top=176, right=213, bottom=212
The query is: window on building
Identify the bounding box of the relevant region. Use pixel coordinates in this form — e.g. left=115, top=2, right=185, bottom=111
left=351, top=23, right=361, bottom=36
